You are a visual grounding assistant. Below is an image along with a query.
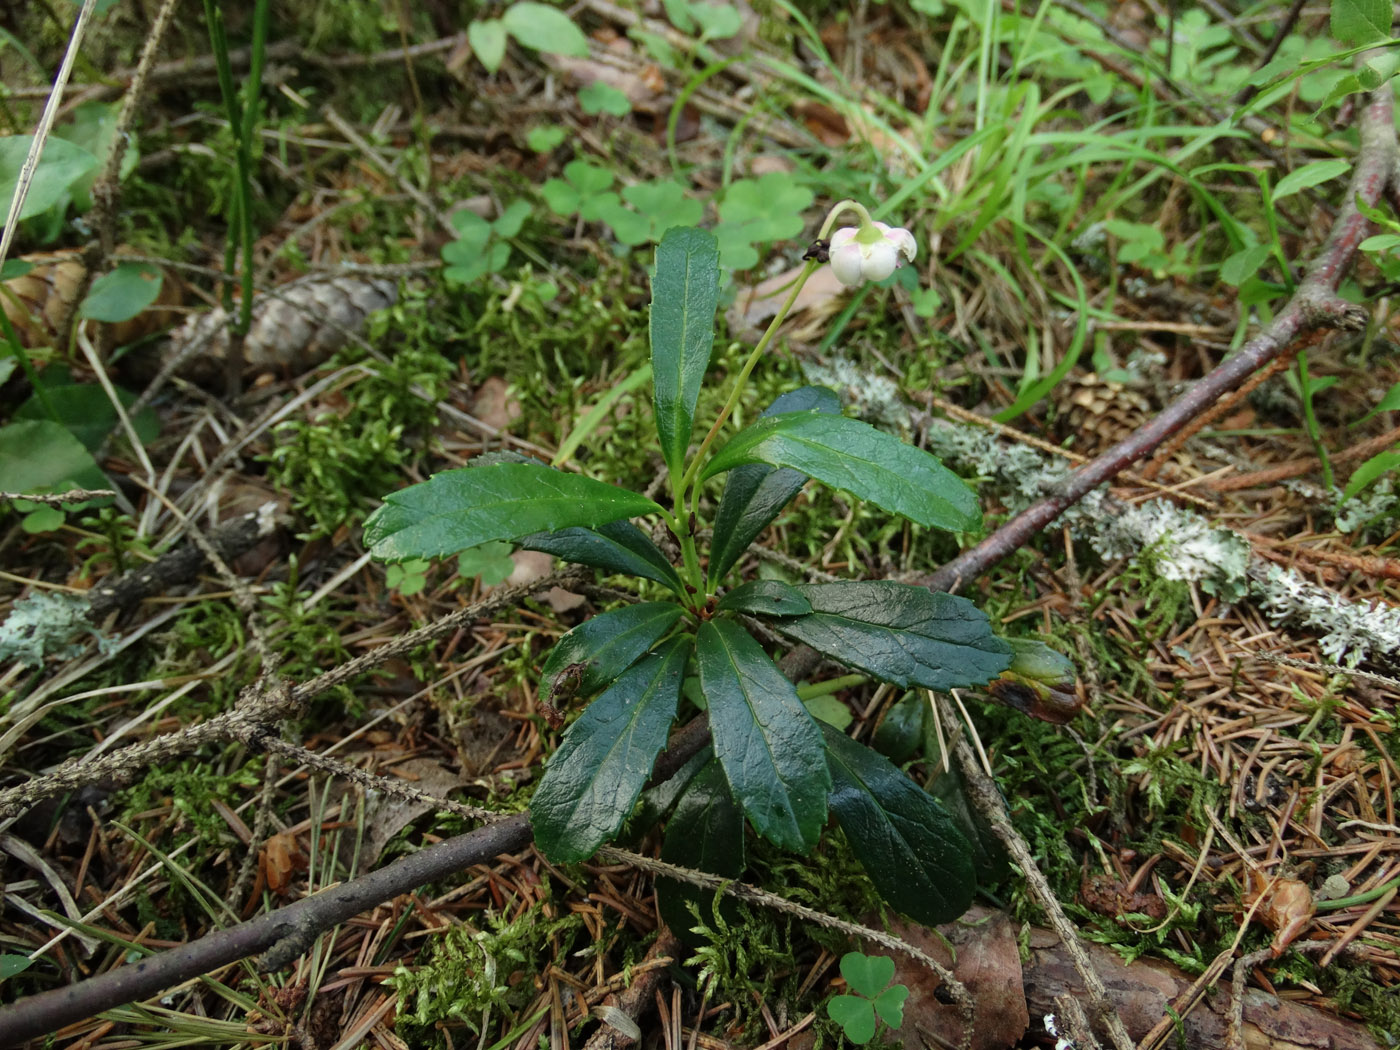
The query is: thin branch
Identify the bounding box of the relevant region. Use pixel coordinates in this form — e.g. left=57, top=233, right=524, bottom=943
left=0, top=815, right=534, bottom=1046
left=920, top=88, right=1396, bottom=595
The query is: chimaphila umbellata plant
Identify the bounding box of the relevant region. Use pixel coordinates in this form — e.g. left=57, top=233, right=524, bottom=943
left=366, top=202, right=1051, bottom=927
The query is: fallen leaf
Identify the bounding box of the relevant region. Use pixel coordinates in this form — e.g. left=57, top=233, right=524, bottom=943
left=470, top=376, right=523, bottom=431
left=263, top=831, right=306, bottom=896
left=1245, top=870, right=1315, bottom=956
left=727, top=263, right=846, bottom=341
left=889, top=907, right=1028, bottom=1050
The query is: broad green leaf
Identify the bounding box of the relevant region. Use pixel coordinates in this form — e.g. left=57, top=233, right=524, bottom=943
left=1358, top=379, right=1400, bottom=424
left=364, top=462, right=662, bottom=562
left=708, top=386, right=842, bottom=586
left=493, top=199, right=532, bottom=237
left=502, top=1, right=591, bottom=56
left=1220, top=244, right=1273, bottom=287
left=80, top=263, right=164, bottom=323
left=16, top=382, right=159, bottom=452
left=0, top=954, right=33, bottom=979
left=805, top=694, right=853, bottom=730
left=702, top=413, right=981, bottom=532
left=771, top=582, right=1011, bottom=690
left=841, top=951, right=895, bottom=998
left=468, top=18, right=507, bottom=73
left=928, top=762, right=1010, bottom=884
left=531, top=638, right=688, bottom=862
left=623, top=181, right=703, bottom=229
left=828, top=996, right=877, bottom=1044
left=823, top=724, right=976, bottom=925
left=1343, top=448, right=1400, bottom=501
left=1273, top=158, right=1350, bottom=200
left=696, top=620, right=830, bottom=851
left=456, top=541, right=515, bottom=585
left=1331, top=0, right=1389, bottom=44
left=540, top=602, right=684, bottom=703
left=874, top=985, right=909, bottom=1028
left=631, top=744, right=711, bottom=834
left=716, top=579, right=811, bottom=617
left=0, top=136, right=97, bottom=226
left=650, top=227, right=720, bottom=478
left=870, top=690, right=928, bottom=763
left=522, top=519, right=684, bottom=593
left=656, top=758, right=747, bottom=943
left=0, top=420, right=109, bottom=498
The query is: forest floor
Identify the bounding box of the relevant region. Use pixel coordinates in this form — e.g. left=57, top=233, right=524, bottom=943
left=2, top=0, right=1400, bottom=1048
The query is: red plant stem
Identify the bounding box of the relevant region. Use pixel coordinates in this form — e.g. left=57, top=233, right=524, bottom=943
left=920, top=89, right=1397, bottom=595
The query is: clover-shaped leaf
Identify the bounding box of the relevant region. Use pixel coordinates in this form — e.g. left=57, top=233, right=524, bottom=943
left=827, top=952, right=907, bottom=1044
left=713, top=174, right=813, bottom=268
left=579, top=80, right=632, bottom=117
left=828, top=994, right=877, bottom=1044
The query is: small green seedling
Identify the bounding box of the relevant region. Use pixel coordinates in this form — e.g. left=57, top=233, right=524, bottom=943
left=442, top=201, right=532, bottom=284
left=457, top=541, right=516, bottom=587
left=578, top=81, right=632, bottom=117
left=385, top=558, right=431, bottom=596
left=827, top=951, right=908, bottom=1044
left=367, top=204, right=1011, bottom=929
left=468, top=1, right=589, bottom=74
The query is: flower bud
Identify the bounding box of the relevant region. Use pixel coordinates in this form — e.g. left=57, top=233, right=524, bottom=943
left=986, top=639, right=1082, bottom=724
left=828, top=221, right=917, bottom=286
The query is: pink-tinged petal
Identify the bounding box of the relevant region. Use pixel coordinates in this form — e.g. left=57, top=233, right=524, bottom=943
left=863, top=241, right=899, bottom=281
left=889, top=227, right=917, bottom=263
left=830, top=243, right=865, bottom=285
left=829, top=227, right=859, bottom=250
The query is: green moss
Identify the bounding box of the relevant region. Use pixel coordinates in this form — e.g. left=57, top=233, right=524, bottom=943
left=390, top=900, right=588, bottom=1044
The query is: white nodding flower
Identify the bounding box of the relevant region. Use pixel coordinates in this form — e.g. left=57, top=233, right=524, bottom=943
left=828, top=221, right=917, bottom=286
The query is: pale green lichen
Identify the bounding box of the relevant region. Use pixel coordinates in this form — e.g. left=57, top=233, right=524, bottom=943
left=0, top=591, right=115, bottom=668
left=927, top=419, right=1399, bottom=668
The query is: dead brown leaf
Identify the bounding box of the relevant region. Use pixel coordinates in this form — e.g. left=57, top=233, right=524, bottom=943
left=470, top=376, right=523, bottom=431
left=727, top=263, right=847, bottom=342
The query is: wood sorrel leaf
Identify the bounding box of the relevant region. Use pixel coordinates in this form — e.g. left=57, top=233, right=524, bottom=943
left=522, top=519, right=684, bottom=594
left=531, top=637, right=689, bottom=863
left=696, top=620, right=830, bottom=852
left=771, top=582, right=1011, bottom=690
left=707, top=385, right=842, bottom=586
left=364, top=462, right=662, bottom=562
left=656, top=757, right=747, bottom=942
left=823, top=724, right=976, bottom=925
left=701, top=412, right=981, bottom=532
left=650, top=227, right=720, bottom=479
left=540, top=602, right=684, bottom=703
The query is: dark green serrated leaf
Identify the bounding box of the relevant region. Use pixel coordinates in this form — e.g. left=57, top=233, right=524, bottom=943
left=540, top=602, right=684, bottom=703
left=696, top=620, right=830, bottom=851
left=364, top=462, right=663, bottom=562
left=716, top=579, right=812, bottom=617
left=708, top=386, right=842, bottom=586
left=531, top=638, right=689, bottom=863
left=928, top=764, right=1010, bottom=885
left=521, top=519, right=684, bottom=594
left=702, top=413, right=980, bottom=532
left=770, top=582, right=1011, bottom=691
left=650, top=228, right=720, bottom=477
left=823, top=724, right=975, bottom=925
left=871, top=691, right=929, bottom=764
left=629, top=744, right=712, bottom=836
left=656, top=757, right=747, bottom=943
